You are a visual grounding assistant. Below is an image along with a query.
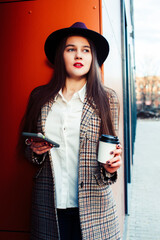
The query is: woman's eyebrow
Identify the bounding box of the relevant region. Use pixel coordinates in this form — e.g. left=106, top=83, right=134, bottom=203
left=65, top=44, right=75, bottom=48
left=65, top=44, right=90, bottom=48
left=83, top=45, right=91, bottom=48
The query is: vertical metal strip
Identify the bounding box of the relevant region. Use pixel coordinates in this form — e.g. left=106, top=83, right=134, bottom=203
left=99, top=0, right=103, bottom=34
left=99, top=0, right=104, bottom=81
left=120, top=0, right=130, bottom=215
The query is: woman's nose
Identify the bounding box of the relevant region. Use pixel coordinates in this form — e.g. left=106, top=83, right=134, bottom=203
left=75, top=50, right=82, bottom=59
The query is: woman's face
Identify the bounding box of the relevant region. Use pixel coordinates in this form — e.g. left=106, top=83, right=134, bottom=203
left=63, top=36, right=92, bottom=80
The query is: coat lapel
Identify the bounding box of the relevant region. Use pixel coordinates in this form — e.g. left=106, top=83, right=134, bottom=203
left=80, top=97, right=96, bottom=143
left=41, top=99, right=54, bottom=135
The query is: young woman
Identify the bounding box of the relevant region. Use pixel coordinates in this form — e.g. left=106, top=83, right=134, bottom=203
left=20, top=22, right=122, bottom=240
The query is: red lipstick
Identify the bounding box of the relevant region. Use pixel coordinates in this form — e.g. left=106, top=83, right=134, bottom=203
left=73, top=62, right=84, bottom=68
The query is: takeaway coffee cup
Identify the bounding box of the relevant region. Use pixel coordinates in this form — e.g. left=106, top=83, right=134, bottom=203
left=98, top=134, right=120, bottom=164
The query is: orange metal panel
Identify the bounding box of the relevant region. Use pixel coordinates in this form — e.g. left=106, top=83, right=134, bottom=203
left=0, top=0, right=101, bottom=236
left=0, top=0, right=34, bottom=2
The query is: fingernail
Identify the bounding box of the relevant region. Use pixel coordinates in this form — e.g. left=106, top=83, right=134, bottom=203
left=117, top=144, right=120, bottom=148
left=110, top=151, right=114, bottom=155
left=107, top=160, right=110, bottom=164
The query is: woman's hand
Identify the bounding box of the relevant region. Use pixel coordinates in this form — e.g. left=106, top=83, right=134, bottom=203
left=101, top=144, right=122, bottom=174
left=30, top=141, right=53, bottom=155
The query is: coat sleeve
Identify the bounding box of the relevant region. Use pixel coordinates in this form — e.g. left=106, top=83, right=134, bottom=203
left=25, top=145, right=47, bottom=165
left=100, top=166, right=118, bottom=185
left=100, top=87, right=120, bottom=184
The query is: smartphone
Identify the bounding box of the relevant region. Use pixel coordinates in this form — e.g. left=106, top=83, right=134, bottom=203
left=22, top=132, right=60, bottom=148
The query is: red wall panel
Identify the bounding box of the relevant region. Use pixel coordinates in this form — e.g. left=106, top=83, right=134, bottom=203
left=0, top=0, right=101, bottom=238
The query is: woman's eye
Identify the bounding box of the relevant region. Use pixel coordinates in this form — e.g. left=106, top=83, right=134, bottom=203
left=67, top=48, right=75, bottom=52
left=83, top=49, right=90, bottom=53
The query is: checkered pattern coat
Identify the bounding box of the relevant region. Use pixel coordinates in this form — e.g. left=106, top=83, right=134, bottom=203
left=26, top=88, right=121, bottom=240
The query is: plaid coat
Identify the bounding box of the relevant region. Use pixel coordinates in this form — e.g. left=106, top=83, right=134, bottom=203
left=26, top=88, right=121, bottom=240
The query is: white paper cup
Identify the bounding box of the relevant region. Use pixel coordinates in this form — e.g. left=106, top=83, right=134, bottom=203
left=98, top=135, right=120, bottom=164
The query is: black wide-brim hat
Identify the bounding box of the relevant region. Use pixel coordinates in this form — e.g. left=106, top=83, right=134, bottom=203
left=44, top=22, right=109, bottom=67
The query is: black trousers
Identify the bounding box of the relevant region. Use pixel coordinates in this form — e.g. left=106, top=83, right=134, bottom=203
left=57, top=208, right=82, bottom=240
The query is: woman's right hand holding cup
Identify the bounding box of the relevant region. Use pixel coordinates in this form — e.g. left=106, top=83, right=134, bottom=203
left=98, top=134, right=122, bottom=173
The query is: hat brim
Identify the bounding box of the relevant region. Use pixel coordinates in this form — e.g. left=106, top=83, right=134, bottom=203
left=44, top=27, right=109, bottom=66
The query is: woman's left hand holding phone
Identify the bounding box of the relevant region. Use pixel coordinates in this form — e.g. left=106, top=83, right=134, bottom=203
left=30, top=141, right=53, bottom=155
left=24, top=132, right=57, bottom=155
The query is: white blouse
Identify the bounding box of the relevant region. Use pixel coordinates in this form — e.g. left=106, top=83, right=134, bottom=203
left=45, top=84, right=86, bottom=209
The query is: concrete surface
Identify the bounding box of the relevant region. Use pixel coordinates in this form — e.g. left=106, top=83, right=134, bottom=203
left=125, top=119, right=160, bottom=240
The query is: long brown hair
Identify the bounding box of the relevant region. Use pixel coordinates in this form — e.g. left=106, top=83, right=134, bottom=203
left=86, top=39, right=115, bottom=136
left=19, top=35, right=115, bottom=152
